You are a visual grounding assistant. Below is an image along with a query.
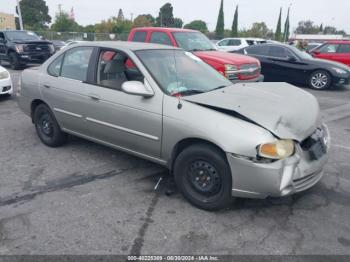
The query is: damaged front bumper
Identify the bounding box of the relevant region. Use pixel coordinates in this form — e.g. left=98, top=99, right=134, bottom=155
left=227, top=126, right=330, bottom=199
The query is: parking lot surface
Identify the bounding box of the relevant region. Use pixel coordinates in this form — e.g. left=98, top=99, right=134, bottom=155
left=0, top=69, right=350, bottom=255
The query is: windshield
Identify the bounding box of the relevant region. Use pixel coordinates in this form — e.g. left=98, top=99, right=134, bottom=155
left=4, top=31, right=40, bottom=41
left=289, top=45, right=313, bottom=59
left=136, top=49, right=231, bottom=96
left=172, top=32, right=216, bottom=52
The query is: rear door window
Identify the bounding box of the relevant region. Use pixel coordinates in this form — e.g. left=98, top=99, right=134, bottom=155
left=150, top=32, right=172, bottom=46
left=268, top=46, right=291, bottom=58
left=319, top=44, right=339, bottom=53
left=218, top=39, right=229, bottom=46
left=337, top=44, right=350, bottom=53
left=246, top=45, right=269, bottom=56
left=228, top=39, right=241, bottom=46
left=61, top=47, right=93, bottom=81
left=48, top=55, right=63, bottom=77
left=132, top=31, right=147, bottom=42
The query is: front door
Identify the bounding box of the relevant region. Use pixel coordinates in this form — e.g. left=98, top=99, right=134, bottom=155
left=84, top=49, right=163, bottom=160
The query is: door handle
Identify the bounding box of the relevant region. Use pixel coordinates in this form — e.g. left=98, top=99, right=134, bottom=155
left=43, top=84, right=51, bottom=89
left=88, top=93, right=100, bottom=100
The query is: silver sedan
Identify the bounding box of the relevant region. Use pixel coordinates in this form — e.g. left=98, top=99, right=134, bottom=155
left=17, top=42, right=330, bottom=210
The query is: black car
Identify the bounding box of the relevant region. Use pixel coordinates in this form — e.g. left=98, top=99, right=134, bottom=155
left=234, top=43, right=350, bottom=90
left=0, top=30, right=55, bottom=70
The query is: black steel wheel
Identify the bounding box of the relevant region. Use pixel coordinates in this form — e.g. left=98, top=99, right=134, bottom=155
left=174, top=143, right=233, bottom=211
left=33, top=104, right=67, bottom=147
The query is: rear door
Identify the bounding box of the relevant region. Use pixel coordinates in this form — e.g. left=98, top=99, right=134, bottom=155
left=335, top=44, right=350, bottom=66
left=314, top=43, right=339, bottom=62
left=40, top=46, right=93, bottom=134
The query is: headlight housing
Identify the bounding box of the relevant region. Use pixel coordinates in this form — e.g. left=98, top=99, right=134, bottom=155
left=15, top=44, right=25, bottom=53
left=225, top=64, right=238, bottom=71
left=332, top=67, right=347, bottom=75
left=257, top=139, right=295, bottom=160
left=0, top=70, right=9, bottom=80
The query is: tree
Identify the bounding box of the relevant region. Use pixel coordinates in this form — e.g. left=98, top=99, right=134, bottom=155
left=283, top=7, right=290, bottom=42
left=231, top=5, right=238, bottom=37
left=117, top=9, right=124, bottom=22
left=323, top=26, right=346, bottom=35
left=295, top=20, right=320, bottom=34
left=275, top=8, right=282, bottom=41
left=133, top=14, right=155, bottom=28
left=50, top=11, right=80, bottom=32
left=247, top=22, right=270, bottom=38
left=215, top=0, right=225, bottom=39
left=320, top=23, right=324, bottom=32
left=184, top=20, right=208, bottom=33
left=173, top=18, right=183, bottom=28
left=17, top=0, right=51, bottom=30
left=156, top=3, right=175, bottom=27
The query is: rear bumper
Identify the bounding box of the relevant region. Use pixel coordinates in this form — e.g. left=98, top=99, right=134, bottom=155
left=227, top=125, right=330, bottom=199
left=232, top=74, right=264, bottom=84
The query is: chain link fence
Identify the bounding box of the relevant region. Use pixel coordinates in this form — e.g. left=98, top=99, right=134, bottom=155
left=35, top=31, right=130, bottom=42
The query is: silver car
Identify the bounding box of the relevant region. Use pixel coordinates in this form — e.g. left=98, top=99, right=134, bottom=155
left=17, top=42, right=330, bottom=210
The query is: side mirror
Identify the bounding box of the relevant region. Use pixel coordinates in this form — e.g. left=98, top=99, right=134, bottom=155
left=121, top=81, right=154, bottom=98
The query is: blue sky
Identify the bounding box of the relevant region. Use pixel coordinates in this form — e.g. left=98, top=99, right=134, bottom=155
left=1, top=0, right=349, bottom=33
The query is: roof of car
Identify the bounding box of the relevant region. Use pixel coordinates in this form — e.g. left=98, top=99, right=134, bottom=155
left=74, top=41, right=179, bottom=51
left=131, top=27, right=197, bottom=33
left=325, top=40, right=350, bottom=44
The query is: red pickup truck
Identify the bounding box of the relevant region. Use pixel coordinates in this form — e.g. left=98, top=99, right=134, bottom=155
left=311, top=40, right=350, bottom=67
left=128, top=27, right=264, bottom=83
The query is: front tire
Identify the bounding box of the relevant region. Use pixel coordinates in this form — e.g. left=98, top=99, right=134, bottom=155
left=309, top=70, right=332, bottom=90
left=33, top=104, right=67, bottom=147
left=9, top=52, right=22, bottom=70
left=174, top=144, right=233, bottom=211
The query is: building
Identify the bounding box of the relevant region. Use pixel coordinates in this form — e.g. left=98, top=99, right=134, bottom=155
left=289, top=34, right=349, bottom=43
left=0, top=12, right=16, bottom=30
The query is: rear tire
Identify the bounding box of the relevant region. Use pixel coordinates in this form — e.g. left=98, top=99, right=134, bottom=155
left=309, top=70, right=332, bottom=90
left=9, top=52, right=22, bottom=70
left=33, top=104, right=67, bottom=147
left=174, top=143, right=233, bottom=211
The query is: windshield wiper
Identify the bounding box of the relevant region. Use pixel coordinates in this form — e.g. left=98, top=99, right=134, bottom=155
left=211, top=85, right=227, bottom=91
left=171, top=89, right=204, bottom=96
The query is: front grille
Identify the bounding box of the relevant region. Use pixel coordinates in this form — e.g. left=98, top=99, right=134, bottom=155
left=24, top=44, right=50, bottom=52
left=239, top=63, right=260, bottom=77
left=301, top=127, right=328, bottom=161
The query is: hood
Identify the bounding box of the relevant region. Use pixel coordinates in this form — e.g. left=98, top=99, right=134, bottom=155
left=12, top=40, right=52, bottom=45
left=183, top=82, right=321, bottom=142
left=194, top=50, right=259, bottom=65
left=307, top=57, right=350, bottom=71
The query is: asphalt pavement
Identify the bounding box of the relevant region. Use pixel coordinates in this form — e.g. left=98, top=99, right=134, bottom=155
left=0, top=69, right=350, bottom=255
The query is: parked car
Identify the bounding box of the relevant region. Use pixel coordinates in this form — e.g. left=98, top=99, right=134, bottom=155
left=18, top=42, right=330, bottom=210
left=234, top=43, right=350, bottom=90
left=0, top=65, right=12, bottom=96
left=128, top=27, right=263, bottom=83
left=310, top=41, right=350, bottom=66
left=0, top=30, right=55, bottom=70
left=51, top=40, right=66, bottom=52
left=216, top=38, right=267, bottom=52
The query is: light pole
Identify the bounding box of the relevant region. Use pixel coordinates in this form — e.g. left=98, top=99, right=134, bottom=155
left=16, top=0, right=24, bottom=30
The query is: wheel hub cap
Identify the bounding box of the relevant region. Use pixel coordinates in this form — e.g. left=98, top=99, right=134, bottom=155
left=311, top=73, right=328, bottom=89
left=188, top=160, right=221, bottom=196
